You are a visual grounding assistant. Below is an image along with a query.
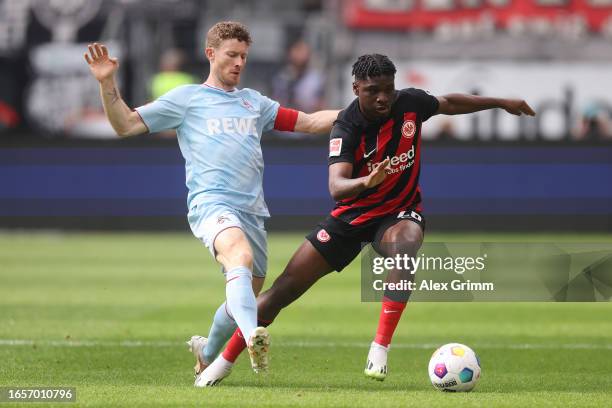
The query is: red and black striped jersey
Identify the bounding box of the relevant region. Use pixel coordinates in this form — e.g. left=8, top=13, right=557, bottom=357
left=328, top=88, right=439, bottom=226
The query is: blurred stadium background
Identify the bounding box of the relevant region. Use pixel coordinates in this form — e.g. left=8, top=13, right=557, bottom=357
left=0, top=0, right=611, bottom=233
left=1, top=2, right=611, bottom=406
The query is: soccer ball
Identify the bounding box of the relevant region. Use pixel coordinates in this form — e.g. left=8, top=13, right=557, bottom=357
left=428, top=343, right=481, bottom=392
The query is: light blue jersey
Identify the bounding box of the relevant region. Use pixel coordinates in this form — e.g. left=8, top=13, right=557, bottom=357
left=136, top=84, right=280, bottom=216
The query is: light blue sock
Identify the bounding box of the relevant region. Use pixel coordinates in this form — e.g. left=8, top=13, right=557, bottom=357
left=202, top=302, right=237, bottom=363
left=225, top=266, right=257, bottom=341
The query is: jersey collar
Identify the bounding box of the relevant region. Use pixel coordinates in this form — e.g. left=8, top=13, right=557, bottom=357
left=202, top=83, right=236, bottom=93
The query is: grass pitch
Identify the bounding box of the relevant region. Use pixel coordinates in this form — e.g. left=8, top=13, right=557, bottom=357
left=1, top=232, right=611, bottom=407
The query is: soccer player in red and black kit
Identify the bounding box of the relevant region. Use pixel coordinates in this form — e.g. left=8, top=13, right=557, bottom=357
left=200, top=54, right=535, bottom=385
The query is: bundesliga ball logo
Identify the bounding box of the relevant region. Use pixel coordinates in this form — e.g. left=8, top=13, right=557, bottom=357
left=401, top=120, right=416, bottom=139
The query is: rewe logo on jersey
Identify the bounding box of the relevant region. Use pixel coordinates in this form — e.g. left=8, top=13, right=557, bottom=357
left=206, top=117, right=258, bottom=136
left=367, top=145, right=415, bottom=174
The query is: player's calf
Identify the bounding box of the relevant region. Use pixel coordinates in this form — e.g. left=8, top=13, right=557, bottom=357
left=365, top=298, right=407, bottom=381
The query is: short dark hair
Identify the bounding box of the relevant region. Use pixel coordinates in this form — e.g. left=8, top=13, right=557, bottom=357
left=351, top=54, right=396, bottom=81
left=206, top=21, right=252, bottom=49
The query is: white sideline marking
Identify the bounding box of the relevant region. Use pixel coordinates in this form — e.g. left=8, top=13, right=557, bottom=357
left=0, top=339, right=610, bottom=350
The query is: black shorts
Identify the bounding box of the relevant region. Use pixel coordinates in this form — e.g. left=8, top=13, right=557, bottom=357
left=305, top=209, right=425, bottom=272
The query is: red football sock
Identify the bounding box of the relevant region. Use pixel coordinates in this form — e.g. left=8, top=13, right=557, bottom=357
left=221, top=318, right=273, bottom=363
left=374, top=298, right=407, bottom=347
left=221, top=328, right=246, bottom=363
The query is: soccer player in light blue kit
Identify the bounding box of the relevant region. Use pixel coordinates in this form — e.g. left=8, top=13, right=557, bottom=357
left=84, top=21, right=338, bottom=387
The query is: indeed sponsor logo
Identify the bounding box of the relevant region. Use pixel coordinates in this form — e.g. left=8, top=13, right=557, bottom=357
left=367, top=145, right=415, bottom=174
left=206, top=117, right=258, bottom=136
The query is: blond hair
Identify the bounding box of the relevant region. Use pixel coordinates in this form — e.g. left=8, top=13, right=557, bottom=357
left=206, top=21, right=252, bottom=49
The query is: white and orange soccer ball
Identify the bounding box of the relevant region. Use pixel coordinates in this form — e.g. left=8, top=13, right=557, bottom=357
left=428, top=343, right=481, bottom=392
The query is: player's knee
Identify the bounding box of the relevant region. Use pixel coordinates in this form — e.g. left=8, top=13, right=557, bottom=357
left=234, top=250, right=253, bottom=269
left=218, top=248, right=253, bottom=270
left=401, top=227, right=423, bottom=247
left=384, top=225, right=423, bottom=255
left=215, top=229, right=254, bottom=269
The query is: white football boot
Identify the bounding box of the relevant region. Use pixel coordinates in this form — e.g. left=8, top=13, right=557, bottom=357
left=186, top=335, right=209, bottom=376
left=364, top=342, right=389, bottom=381
left=247, top=327, right=270, bottom=373
left=194, top=355, right=234, bottom=387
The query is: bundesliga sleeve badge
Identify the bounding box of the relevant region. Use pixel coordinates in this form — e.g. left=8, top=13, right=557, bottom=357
left=329, top=138, right=342, bottom=157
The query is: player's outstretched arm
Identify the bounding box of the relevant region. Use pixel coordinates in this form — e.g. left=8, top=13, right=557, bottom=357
left=84, top=43, right=147, bottom=137
left=436, top=94, right=535, bottom=117
left=294, top=110, right=340, bottom=134
left=328, top=158, right=390, bottom=201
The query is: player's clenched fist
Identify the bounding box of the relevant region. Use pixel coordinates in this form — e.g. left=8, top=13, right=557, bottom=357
left=84, top=42, right=119, bottom=82
left=364, top=157, right=391, bottom=189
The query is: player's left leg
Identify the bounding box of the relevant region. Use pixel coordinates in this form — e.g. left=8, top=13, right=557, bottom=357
left=188, top=276, right=265, bottom=376
left=365, top=211, right=424, bottom=381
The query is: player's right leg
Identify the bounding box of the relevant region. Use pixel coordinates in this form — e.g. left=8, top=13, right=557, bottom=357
left=186, top=204, right=268, bottom=386
left=189, top=274, right=265, bottom=382
left=208, top=217, right=362, bottom=382
left=208, top=239, right=335, bottom=376
left=193, top=227, right=268, bottom=387
left=194, top=211, right=269, bottom=374
left=214, top=226, right=270, bottom=370
left=193, top=275, right=266, bottom=372
left=364, top=210, right=425, bottom=381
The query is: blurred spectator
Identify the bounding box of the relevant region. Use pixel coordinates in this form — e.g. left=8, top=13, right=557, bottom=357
left=271, top=39, right=325, bottom=114
left=150, top=49, right=197, bottom=100
left=0, top=59, right=22, bottom=134
left=435, top=118, right=457, bottom=141
left=148, top=49, right=197, bottom=138
left=573, top=102, right=611, bottom=141
left=0, top=101, right=20, bottom=133
left=269, top=39, right=326, bottom=139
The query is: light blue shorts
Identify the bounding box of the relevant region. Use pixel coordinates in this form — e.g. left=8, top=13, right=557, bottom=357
left=188, top=202, right=267, bottom=278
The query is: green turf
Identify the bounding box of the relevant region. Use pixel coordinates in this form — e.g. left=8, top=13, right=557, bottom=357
left=0, top=232, right=611, bottom=407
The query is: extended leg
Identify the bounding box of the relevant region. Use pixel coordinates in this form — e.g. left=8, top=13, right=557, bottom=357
left=258, top=240, right=334, bottom=322
left=189, top=276, right=265, bottom=375
left=365, top=219, right=424, bottom=381
left=203, top=240, right=333, bottom=384
left=214, top=227, right=258, bottom=341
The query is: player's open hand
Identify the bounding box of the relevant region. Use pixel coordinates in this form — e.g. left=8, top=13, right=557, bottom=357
left=84, top=43, right=118, bottom=82
left=364, top=157, right=391, bottom=189
left=502, top=99, right=535, bottom=116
